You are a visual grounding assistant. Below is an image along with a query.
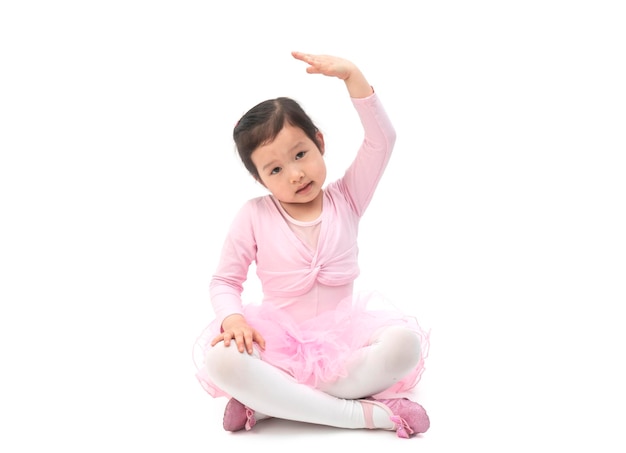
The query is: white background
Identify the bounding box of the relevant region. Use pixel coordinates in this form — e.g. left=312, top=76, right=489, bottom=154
left=1, top=1, right=625, bottom=451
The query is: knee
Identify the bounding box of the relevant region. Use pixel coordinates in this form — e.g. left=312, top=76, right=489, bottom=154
left=380, top=326, right=422, bottom=374
left=204, top=343, right=257, bottom=385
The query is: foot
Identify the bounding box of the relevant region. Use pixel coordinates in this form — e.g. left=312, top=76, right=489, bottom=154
left=223, top=398, right=256, bottom=432
left=361, top=397, right=430, bottom=438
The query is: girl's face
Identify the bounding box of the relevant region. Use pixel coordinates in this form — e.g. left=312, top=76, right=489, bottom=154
left=251, top=123, right=327, bottom=218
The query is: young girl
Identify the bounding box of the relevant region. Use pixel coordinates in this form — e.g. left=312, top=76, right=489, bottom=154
left=194, top=51, right=430, bottom=439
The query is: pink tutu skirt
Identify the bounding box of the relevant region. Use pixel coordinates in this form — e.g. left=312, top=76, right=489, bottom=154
left=193, top=291, right=430, bottom=399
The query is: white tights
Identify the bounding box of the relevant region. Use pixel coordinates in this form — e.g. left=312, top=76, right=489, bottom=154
left=203, top=325, right=422, bottom=430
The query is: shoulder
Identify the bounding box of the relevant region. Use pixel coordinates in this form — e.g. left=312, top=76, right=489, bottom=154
left=232, top=195, right=275, bottom=221
left=223, top=196, right=274, bottom=241
left=323, top=181, right=359, bottom=215
left=244, top=194, right=274, bottom=211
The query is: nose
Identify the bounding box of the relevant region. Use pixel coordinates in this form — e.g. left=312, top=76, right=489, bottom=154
left=289, top=165, right=304, bottom=183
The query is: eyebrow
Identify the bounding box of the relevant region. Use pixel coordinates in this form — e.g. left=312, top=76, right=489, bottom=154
left=261, top=161, right=278, bottom=172
left=261, top=141, right=306, bottom=171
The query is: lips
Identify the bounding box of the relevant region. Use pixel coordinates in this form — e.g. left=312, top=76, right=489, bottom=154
left=296, top=182, right=312, bottom=194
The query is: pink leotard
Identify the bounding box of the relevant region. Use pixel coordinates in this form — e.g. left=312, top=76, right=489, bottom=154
left=210, top=92, right=396, bottom=326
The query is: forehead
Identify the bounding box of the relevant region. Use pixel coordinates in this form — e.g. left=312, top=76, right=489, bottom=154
left=252, top=124, right=309, bottom=161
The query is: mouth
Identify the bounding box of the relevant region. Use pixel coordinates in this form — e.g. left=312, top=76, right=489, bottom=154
left=296, top=182, right=313, bottom=194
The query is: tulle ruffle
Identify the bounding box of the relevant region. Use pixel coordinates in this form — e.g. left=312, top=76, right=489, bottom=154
left=193, top=291, right=429, bottom=399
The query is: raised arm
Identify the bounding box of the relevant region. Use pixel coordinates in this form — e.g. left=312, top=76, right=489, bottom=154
left=291, top=51, right=374, bottom=99
left=293, top=51, right=395, bottom=216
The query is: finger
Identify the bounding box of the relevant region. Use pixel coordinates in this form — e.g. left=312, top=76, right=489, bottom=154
left=210, top=334, right=224, bottom=347
left=292, top=51, right=313, bottom=62
left=253, top=331, right=266, bottom=350
left=243, top=331, right=256, bottom=354
left=234, top=333, right=246, bottom=353
left=293, top=52, right=323, bottom=72
left=222, top=332, right=233, bottom=347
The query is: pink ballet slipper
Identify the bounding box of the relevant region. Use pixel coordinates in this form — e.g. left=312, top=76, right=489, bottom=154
left=223, top=398, right=256, bottom=432
left=360, top=397, right=430, bottom=439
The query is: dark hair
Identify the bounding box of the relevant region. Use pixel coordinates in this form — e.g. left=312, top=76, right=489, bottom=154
left=233, top=97, right=322, bottom=180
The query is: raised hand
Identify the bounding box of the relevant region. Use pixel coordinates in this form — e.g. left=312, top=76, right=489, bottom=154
left=291, top=51, right=357, bottom=80
left=291, top=51, right=373, bottom=99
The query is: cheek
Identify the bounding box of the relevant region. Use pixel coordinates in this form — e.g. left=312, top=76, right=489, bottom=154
left=262, top=178, right=283, bottom=194
left=316, top=160, right=327, bottom=177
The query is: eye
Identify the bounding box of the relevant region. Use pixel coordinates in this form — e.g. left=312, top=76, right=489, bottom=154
left=270, top=167, right=281, bottom=175
left=295, top=151, right=306, bottom=160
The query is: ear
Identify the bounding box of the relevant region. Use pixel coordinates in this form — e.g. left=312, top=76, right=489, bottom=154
left=316, top=131, right=325, bottom=156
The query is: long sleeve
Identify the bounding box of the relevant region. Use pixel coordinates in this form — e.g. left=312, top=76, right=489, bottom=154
left=338, top=92, right=396, bottom=217
left=208, top=92, right=396, bottom=325
left=209, top=202, right=257, bottom=326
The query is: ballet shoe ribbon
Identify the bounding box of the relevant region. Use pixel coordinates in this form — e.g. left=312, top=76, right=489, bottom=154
left=244, top=408, right=256, bottom=431
left=390, top=415, right=414, bottom=439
